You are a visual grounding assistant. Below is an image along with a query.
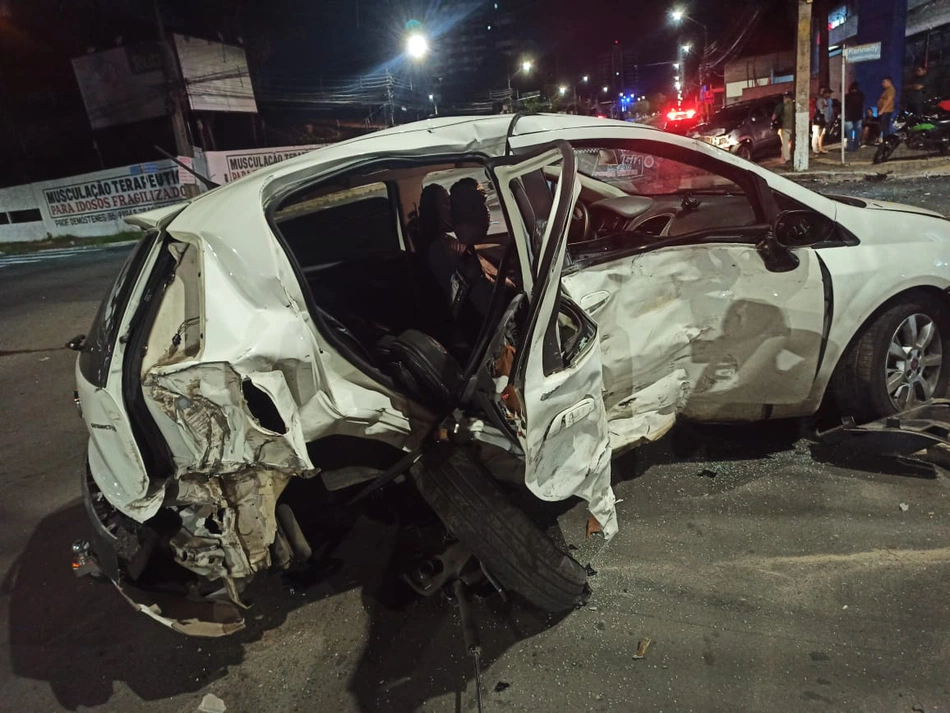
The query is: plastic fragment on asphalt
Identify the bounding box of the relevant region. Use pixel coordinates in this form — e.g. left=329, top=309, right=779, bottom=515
left=697, top=468, right=718, bottom=479
left=494, top=681, right=511, bottom=693
left=585, top=563, right=598, bottom=577
left=198, top=693, right=226, bottom=713
left=633, top=638, right=652, bottom=659
left=899, top=503, right=910, bottom=512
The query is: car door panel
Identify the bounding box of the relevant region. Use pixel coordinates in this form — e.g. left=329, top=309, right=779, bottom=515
left=562, top=242, right=827, bottom=450
left=492, top=143, right=616, bottom=537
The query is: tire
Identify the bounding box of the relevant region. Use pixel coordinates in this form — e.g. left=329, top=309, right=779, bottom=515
left=411, top=445, right=588, bottom=612
left=736, top=143, right=753, bottom=161
left=832, top=294, right=950, bottom=423
left=873, top=139, right=897, bottom=164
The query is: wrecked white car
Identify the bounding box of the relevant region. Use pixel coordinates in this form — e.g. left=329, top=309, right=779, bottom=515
left=71, top=114, right=950, bottom=635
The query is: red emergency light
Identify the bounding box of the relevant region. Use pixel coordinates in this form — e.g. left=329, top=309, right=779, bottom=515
left=666, top=108, right=696, bottom=121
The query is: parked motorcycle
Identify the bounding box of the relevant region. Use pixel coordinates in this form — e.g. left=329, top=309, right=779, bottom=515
left=873, top=100, right=950, bottom=164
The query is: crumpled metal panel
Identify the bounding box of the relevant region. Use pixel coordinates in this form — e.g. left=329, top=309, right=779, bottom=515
left=563, top=244, right=827, bottom=451
left=171, top=468, right=290, bottom=579
left=145, top=363, right=311, bottom=475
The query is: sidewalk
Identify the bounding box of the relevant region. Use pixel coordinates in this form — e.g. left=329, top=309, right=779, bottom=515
left=762, top=142, right=950, bottom=182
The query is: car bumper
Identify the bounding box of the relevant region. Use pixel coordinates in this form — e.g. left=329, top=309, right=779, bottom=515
left=76, top=462, right=246, bottom=637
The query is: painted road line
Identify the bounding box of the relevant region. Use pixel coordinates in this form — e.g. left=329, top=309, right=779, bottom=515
left=0, top=247, right=107, bottom=268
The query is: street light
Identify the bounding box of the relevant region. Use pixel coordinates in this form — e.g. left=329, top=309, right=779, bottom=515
left=582, top=75, right=589, bottom=83
left=602, top=85, right=609, bottom=93
left=559, top=85, right=567, bottom=96
left=670, top=8, right=709, bottom=91
left=682, top=43, right=692, bottom=53
left=507, top=57, right=534, bottom=104
left=406, top=33, right=428, bottom=59
left=428, top=93, right=438, bottom=116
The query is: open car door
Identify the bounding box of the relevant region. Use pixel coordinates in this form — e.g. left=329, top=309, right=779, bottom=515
left=491, top=142, right=617, bottom=537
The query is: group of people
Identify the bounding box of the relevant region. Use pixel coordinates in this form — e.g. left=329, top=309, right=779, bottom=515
left=770, top=65, right=938, bottom=163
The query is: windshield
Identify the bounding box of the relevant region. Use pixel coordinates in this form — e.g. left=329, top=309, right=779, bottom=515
left=575, top=147, right=744, bottom=196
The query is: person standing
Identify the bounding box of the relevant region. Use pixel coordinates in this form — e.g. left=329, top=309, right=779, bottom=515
left=812, top=88, right=825, bottom=154
left=844, top=82, right=865, bottom=152
left=905, top=65, right=931, bottom=115
left=812, top=87, right=833, bottom=154
left=772, top=92, right=795, bottom=164
left=878, top=76, right=896, bottom=140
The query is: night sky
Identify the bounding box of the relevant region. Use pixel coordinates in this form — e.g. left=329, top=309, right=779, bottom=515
left=0, top=0, right=799, bottom=184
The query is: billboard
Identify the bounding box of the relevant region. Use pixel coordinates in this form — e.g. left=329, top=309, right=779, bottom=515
left=72, top=44, right=169, bottom=129
left=174, top=34, right=257, bottom=113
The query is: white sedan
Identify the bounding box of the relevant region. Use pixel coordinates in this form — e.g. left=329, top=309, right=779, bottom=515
left=72, top=114, right=950, bottom=633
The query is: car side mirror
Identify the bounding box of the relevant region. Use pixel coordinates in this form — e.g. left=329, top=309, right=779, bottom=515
left=773, top=209, right=835, bottom=248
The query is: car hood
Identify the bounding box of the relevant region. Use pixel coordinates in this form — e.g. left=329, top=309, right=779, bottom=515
left=858, top=198, right=947, bottom=219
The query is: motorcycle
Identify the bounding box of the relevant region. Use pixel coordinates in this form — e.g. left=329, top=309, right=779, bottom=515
left=873, top=100, right=950, bottom=164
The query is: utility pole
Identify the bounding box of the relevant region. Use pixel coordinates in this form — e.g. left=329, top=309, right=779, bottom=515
left=153, top=0, right=192, bottom=161
left=793, top=0, right=813, bottom=171
left=385, top=70, right=395, bottom=127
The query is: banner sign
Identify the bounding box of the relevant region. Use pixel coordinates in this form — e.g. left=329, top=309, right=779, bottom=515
left=38, top=161, right=185, bottom=231
left=204, top=145, right=323, bottom=184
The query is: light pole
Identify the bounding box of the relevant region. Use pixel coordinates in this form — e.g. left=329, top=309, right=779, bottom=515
left=670, top=8, right=708, bottom=98
left=507, top=58, right=533, bottom=106
left=573, top=75, right=588, bottom=110
left=429, top=93, right=438, bottom=116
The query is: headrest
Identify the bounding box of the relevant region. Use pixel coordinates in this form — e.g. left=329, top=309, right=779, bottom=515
left=419, top=183, right=452, bottom=238
left=451, top=178, right=490, bottom=245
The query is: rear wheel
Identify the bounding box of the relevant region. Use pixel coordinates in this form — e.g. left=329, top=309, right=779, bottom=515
left=411, top=445, right=588, bottom=612
left=832, top=295, right=950, bottom=422
left=736, top=143, right=753, bottom=161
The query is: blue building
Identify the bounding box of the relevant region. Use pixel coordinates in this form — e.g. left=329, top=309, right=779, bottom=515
left=830, top=0, right=950, bottom=108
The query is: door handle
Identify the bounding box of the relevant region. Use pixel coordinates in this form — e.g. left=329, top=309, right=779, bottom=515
left=547, top=397, right=597, bottom=438
left=580, top=290, right=610, bottom=315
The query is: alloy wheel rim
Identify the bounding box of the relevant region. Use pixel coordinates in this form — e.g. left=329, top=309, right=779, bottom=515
left=885, top=313, right=942, bottom=410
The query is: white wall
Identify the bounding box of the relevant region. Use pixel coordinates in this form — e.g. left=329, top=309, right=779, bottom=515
left=0, top=159, right=190, bottom=243
left=0, top=184, right=46, bottom=243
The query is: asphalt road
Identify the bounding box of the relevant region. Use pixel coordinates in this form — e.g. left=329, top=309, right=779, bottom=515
left=2, top=180, right=950, bottom=713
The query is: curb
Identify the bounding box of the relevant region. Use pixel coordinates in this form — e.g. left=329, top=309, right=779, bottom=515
left=774, top=165, right=950, bottom=183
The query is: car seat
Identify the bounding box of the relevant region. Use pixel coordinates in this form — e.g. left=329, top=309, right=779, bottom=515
left=374, top=330, right=465, bottom=411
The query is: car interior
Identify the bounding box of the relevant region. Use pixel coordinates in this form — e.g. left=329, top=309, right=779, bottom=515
left=268, top=141, right=767, bottom=414
left=272, top=160, right=533, bottom=415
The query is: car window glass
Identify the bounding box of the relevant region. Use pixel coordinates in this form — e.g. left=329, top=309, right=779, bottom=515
left=570, top=144, right=759, bottom=256
left=275, top=182, right=398, bottom=267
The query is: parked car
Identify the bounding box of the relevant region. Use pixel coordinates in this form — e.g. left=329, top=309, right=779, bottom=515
left=689, top=95, right=784, bottom=160
left=72, top=113, right=950, bottom=635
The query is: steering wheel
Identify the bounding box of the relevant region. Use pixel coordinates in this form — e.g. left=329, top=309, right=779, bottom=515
left=568, top=200, right=590, bottom=244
